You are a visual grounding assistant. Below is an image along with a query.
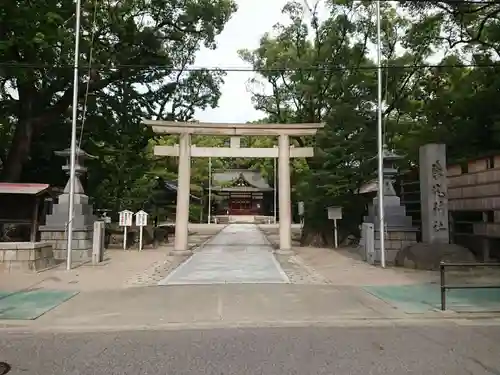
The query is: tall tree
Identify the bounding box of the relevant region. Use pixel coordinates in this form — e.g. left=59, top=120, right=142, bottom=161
left=239, top=0, right=425, bottom=244
left=0, top=0, right=237, bottom=182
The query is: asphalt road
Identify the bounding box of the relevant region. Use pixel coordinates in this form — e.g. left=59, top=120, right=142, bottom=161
left=1, top=324, right=499, bottom=375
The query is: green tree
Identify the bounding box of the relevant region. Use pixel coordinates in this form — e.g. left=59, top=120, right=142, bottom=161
left=0, top=0, right=237, bottom=183
left=239, top=1, right=386, bottom=244
left=394, top=1, right=500, bottom=163
left=239, top=0, right=464, bottom=245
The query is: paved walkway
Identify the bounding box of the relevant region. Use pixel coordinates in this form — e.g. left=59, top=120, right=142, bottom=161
left=159, top=224, right=289, bottom=285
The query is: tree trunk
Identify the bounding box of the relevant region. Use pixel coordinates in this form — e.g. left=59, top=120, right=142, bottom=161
left=301, top=228, right=328, bottom=247
left=301, top=221, right=330, bottom=247
left=0, top=120, right=33, bottom=182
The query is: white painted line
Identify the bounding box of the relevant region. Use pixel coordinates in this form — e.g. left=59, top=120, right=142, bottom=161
left=158, top=254, right=198, bottom=285
left=269, top=252, right=291, bottom=283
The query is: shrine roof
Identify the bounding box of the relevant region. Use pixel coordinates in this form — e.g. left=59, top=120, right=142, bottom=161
left=211, top=186, right=273, bottom=192
left=213, top=169, right=271, bottom=189
left=0, top=183, right=50, bottom=195
left=357, top=180, right=377, bottom=194
left=159, top=179, right=201, bottom=201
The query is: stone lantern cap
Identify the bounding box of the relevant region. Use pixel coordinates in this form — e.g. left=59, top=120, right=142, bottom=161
left=370, top=145, right=403, bottom=162
left=371, top=145, right=403, bottom=176
left=55, top=146, right=96, bottom=174
left=382, top=145, right=403, bottom=162
left=54, top=146, right=97, bottom=160
left=382, top=145, right=403, bottom=177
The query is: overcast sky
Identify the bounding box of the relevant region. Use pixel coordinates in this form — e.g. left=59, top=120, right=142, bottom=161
left=191, top=1, right=443, bottom=125
left=193, top=0, right=292, bottom=123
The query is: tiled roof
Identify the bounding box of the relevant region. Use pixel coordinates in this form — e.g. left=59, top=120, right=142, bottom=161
left=161, top=179, right=201, bottom=201
left=212, top=169, right=270, bottom=189
left=0, top=183, right=50, bottom=195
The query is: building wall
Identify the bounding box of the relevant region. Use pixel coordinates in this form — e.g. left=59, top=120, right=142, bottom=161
left=447, top=155, right=500, bottom=259
left=398, top=154, right=500, bottom=260
left=448, top=156, right=500, bottom=211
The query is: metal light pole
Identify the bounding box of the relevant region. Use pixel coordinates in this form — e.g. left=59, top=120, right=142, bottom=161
left=207, top=157, right=212, bottom=223
left=273, top=146, right=277, bottom=224
left=376, top=0, right=386, bottom=268
left=66, top=0, right=82, bottom=271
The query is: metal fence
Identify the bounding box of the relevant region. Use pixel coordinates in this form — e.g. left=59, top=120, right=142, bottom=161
left=439, top=262, right=500, bottom=310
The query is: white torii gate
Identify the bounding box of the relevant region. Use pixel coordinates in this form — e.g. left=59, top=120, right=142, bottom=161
left=144, top=121, right=324, bottom=253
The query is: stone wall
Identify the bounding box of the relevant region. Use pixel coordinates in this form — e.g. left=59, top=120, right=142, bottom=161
left=374, top=230, right=418, bottom=264
left=40, top=230, right=92, bottom=261
left=0, top=242, right=56, bottom=272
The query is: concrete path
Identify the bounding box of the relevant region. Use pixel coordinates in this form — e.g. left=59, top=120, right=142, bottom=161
left=27, top=284, right=404, bottom=330
left=159, top=224, right=289, bottom=285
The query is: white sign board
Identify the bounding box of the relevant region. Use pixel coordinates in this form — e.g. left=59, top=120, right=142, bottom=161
left=298, top=201, right=305, bottom=216
left=135, top=210, right=148, bottom=227
left=327, top=206, right=342, bottom=220
left=119, top=210, right=133, bottom=227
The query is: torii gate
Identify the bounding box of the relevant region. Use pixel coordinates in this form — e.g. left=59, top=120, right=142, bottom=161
left=144, top=121, right=324, bottom=253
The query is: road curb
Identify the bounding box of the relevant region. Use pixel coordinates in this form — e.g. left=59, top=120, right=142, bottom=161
left=2, top=313, right=500, bottom=333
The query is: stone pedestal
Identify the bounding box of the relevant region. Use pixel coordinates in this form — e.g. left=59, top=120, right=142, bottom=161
left=361, top=195, right=419, bottom=264
left=374, top=229, right=418, bottom=264
left=364, top=195, right=414, bottom=229
left=40, top=229, right=93, bottom=261
left=39, top=191, right=96, bottom=261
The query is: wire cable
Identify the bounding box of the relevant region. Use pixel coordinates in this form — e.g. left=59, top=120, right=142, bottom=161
left=0, top=62, right=498, bottom=72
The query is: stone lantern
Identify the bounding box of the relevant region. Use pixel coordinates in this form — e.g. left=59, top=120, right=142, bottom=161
left=360, top=145, right=418, bottom=264
left=54, top=146, right=97, bottom=194
left=381, top=144, right=403, bottom=196
left=367, top=145, right=410, bottom=224
left=39, top=146, right=97, bottom=261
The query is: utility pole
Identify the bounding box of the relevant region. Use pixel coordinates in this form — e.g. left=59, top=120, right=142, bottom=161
left=208, top=157, right=212, bottom=223
left=376, top=0, right=386, bottom=268
left=66, top=0, right=82, bottom=270
left=273, top=146, right=277, bottom=224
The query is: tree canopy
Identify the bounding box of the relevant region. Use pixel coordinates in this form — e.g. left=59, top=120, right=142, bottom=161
left=0, top=0, right=236, bottom=213
left=240, top=0, right=500, bottom=244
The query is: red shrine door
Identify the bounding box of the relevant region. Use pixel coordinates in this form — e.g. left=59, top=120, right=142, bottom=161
left=228, top=194, right=261, bottom=215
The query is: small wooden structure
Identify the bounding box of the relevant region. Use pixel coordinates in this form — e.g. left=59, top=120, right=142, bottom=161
left=0, top=183, right=54, bottom=242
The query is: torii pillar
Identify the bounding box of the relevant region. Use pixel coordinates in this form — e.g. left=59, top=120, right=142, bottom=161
left=144, top=121, right=324, bottom=254
left=278, top=134, right=292, bottom=250
left=174, top=132, right=192, bottom=254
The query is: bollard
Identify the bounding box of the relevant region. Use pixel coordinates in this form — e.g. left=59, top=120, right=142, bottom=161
left=92, top=221, right=105, bottom=265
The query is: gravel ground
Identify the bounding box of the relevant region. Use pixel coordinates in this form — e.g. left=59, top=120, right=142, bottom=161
left=275, top=254, right=331, bottom=284
left=123, top=256, right=188, bottom=286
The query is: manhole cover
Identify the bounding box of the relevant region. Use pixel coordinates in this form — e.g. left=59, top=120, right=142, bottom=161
left=0, top=362, right=11, bottom=375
